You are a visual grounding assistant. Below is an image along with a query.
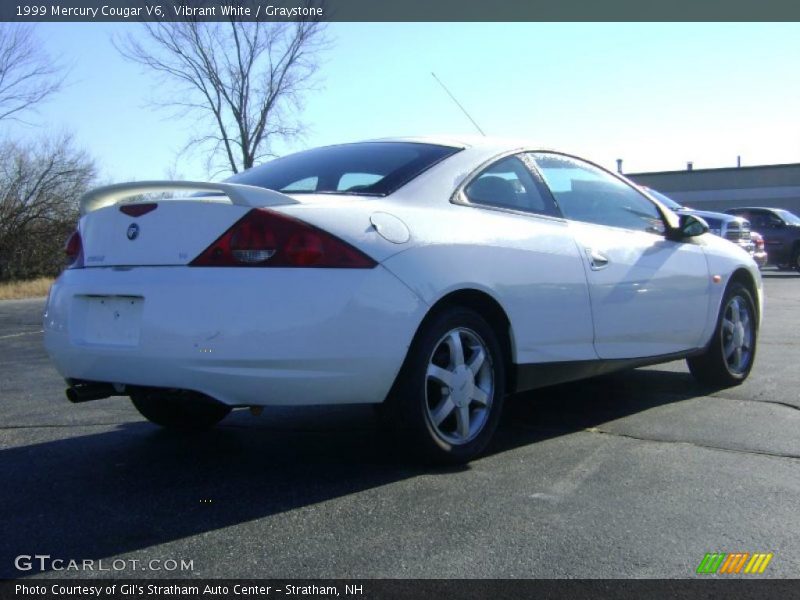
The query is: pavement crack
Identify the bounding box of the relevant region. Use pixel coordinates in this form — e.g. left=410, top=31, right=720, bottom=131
left=710, top=395, right=800, bottom=412
left=751, top=399, right=800, bottom=412
left=584, top=426, right=800, bottom=462
left=0, top=330, right=42, bottom=340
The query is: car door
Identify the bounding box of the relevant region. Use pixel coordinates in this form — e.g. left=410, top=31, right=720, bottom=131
left=456, top=153, right=597, bottom=365
left=530, top=152, right=711, bottom=360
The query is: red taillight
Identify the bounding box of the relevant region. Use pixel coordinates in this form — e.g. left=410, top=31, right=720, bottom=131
left=190, top=209, right=376, bottom=269
left=229, top=216, right=277, bottom=264
left=286, top=232, right=325, bottom=266
left=755, top=237, right=765, bottom=251
left=120, top=203, right=158, bottom=217
left=64, top=230, right=83, bottom=268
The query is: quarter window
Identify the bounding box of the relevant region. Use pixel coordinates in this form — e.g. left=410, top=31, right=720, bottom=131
left=464, top=155, right=558, bottom=216
left=531, top=153, right=666, bottom=234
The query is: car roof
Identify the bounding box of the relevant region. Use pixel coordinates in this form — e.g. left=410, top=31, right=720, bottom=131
left=361, top=135, right=551, bottom=153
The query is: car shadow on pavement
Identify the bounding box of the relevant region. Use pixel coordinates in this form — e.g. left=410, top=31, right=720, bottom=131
left=498, top=367, right=707, bottom=450
left=0, top=366, right=708, bottom=578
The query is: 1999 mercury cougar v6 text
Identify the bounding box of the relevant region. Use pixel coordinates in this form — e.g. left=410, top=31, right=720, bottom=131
left=44, top=137, right=763, bottom=463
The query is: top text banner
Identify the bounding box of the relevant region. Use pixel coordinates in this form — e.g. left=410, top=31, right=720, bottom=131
left=4, top=0, right=800, bottom=22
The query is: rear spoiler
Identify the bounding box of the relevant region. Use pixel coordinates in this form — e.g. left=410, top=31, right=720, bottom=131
left=79, top=180, right=298, bottom=216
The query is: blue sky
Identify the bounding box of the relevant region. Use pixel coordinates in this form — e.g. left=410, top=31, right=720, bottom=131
left=4, top=22, right=800, bottom=182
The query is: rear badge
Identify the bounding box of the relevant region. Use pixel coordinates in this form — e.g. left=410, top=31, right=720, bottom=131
left=127, top=223, right=139, bottom=240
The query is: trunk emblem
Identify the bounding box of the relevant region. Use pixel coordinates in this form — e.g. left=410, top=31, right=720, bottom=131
left=127, top=223, right=140, bottom=240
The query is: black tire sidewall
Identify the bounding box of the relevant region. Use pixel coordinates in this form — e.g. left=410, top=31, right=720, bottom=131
left=390, top=307, right=506, bottom=464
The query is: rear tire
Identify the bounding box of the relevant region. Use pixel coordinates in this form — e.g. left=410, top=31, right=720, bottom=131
left=687, top=282, right=757, bottom=387
left=130, top=389, right=231, bottom=430
left=793, top=247, right=800, bottom=273
left=384, top=307, right=506, bottom=465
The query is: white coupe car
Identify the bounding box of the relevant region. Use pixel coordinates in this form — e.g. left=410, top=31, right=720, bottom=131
left=44, top=137, right=762, bottom=463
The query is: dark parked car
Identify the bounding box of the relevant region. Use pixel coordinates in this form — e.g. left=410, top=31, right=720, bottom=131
left=725, top=207, right=800, bottom=271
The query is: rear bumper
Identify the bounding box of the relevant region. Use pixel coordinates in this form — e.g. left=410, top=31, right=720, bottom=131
left=44, top=266, right=427, bottom=406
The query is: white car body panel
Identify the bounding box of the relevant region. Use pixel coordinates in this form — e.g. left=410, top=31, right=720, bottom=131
left=273, top=198, right=419, bottom=264
left=81, top=202, right=250, bottom=267
left=44, top=266, right=426, bottom=406
left=697, top=232, right=764, bottom=337
left=567, top=221, right=711, bottom=359
left=381, top=207, right=596, bottom=363
left=43, top=135, right=764, bottom=408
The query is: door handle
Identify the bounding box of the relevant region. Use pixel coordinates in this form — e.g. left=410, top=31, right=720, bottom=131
left=585, top=248, right=610, bottom=270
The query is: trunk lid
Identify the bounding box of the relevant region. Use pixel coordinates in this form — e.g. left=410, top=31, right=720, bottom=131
left=76, top=180, right=301, bottom=268
left=75, top=183, right=408, bottom=268
left=79, top=199, right=251, bottom=267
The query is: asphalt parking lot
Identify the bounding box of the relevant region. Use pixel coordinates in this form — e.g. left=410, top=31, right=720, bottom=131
left=1, top=271, right=798, bottom=579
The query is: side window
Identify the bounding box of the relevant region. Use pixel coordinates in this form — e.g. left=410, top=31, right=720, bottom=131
left=464, top=155, right=558, bottom=216
left=531, top=153, right=666, bottom=234
left=766, top=212, right=785, bottom=227
left=743, top=211, right=773, bottom=229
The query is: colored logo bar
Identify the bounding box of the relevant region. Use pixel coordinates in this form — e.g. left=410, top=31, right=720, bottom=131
left=697, top=553, right=773, bottom=574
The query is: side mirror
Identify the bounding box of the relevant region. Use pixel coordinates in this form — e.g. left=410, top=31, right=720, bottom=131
left=668, top=214, right=708, bottom=240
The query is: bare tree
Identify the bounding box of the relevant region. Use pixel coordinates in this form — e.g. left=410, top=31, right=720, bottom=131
left=0, top=134, right=96, bottom=281
left=117, top=20, right=328, bottom=175
left=0, top=24, right=65, bottom=123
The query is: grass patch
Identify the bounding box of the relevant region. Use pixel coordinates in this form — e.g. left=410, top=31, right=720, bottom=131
left=0, top=277, right=54, bottom=300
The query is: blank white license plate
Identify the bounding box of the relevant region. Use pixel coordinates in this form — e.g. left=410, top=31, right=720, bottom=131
left=73, top=296, right=144, bottom=347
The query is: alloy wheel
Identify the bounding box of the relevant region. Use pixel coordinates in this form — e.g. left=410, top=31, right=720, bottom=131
left=721, top=295, right=754, bottom=375
left=424, top=327, right=494, bottom=445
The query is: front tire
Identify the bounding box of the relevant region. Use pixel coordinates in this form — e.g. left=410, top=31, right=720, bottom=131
left=130, top=389, right=231, bottom=430
left=687, top=282, right=757, bottom=387
left=385, top=307, right=506, bottom=464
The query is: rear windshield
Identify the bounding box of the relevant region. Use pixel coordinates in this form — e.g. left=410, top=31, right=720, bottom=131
left=225, top=142, right=461, bottom=196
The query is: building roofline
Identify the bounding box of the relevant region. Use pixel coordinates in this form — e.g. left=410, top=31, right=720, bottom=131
left=628, top=162, right=800, bottom=177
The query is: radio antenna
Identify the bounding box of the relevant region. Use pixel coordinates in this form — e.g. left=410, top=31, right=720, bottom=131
left=431, top=72, right=486, bottom=137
